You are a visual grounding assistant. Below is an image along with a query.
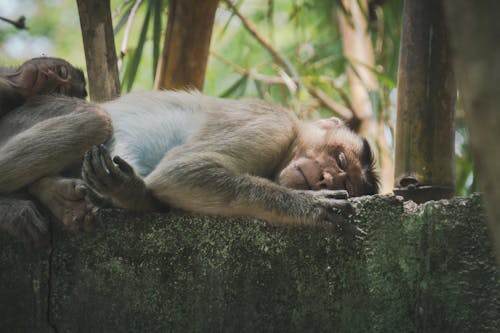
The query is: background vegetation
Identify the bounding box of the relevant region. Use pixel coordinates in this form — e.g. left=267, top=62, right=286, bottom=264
left=0, top=0, right=474, bottom=195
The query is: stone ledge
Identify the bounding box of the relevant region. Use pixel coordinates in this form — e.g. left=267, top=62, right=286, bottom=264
left=1, top=194, right=499, bottom=332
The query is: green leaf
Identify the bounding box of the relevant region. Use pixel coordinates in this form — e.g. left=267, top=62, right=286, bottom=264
left=220, top=75, right=248, bottom=98
left=114, top=1, right=136, bottom=34
left=218, top=0, right=245, bottom=40
left=254, top=79, right=264, bottom=98
left=152, top=0, right=164, bottom=80
left=123, top=0, right=153, bottom=92
left=368, top=89, right=381, bottom=119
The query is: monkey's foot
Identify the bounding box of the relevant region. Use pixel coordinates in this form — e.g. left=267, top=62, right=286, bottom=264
left=28, top=177, right=98, bottom=232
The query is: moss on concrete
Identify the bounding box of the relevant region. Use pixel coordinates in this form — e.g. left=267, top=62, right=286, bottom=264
left=1, top=194, right=499, bottom=332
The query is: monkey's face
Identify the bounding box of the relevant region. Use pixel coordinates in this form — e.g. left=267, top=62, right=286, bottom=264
left=18, top=57, right=87, bottom=99
left=277, top=118, right=375, bottom=196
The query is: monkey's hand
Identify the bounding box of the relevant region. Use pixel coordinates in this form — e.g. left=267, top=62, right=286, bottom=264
left=12, top=60, right=71, bottom=97
left=39, top=68, right=70, bottom=94
left=82, top=145, right=165, bottom=212
left=296, top=189, right=365, bottom=238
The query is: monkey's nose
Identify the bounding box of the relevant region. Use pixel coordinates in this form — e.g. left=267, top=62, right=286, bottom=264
left=317, top=171, right=334, bottom=189
left=322, top=171, right=333, bottom=184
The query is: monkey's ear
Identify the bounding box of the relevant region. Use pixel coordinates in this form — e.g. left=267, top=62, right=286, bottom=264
left=314, top=117, right=344, bottom=130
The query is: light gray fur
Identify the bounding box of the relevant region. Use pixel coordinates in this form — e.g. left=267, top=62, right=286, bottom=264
left=89, top=91, right=353, bottom=228
left=1, top=88, right=359, bottom=242
left=102, top=91, right=206, bottom=177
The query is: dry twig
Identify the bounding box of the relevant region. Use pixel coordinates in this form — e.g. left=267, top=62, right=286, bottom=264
left=0, top=16, right=27, bottom=30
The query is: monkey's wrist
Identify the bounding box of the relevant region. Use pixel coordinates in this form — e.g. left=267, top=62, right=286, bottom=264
left=27, top=177, right=53, bottom=197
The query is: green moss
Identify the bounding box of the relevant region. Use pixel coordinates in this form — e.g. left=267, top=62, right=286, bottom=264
left=1, top=194, right=499, bottom=332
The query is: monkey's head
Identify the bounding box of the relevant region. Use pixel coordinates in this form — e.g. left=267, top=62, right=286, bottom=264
left=17, top=57, right=87, bottom=99
left=278, top=117, right=379, bottom=196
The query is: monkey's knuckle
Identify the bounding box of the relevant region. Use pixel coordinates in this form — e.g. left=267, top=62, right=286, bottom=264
left=308, top=202, right=328, bottom=221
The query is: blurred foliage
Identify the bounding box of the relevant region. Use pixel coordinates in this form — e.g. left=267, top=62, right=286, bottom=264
left=0, top=0, right=85, bottom=66
left=0, top=0, right=475, bottom=195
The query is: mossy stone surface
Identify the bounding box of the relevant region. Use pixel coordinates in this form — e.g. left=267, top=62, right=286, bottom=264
left=1, top=194, right=499, bottom=332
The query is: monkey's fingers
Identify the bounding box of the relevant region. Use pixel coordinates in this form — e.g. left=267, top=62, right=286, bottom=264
left=98, top=145, right=120, bottom=176
left=75, top=183, right=87, bottom=198
left=90, top=145, right=113, bottom=185
left=93, top=145, right=128, bottom=190
left=326, top=199, right=352, bottom=211
left=326, top=190, right=349, bottom=199
left=44, top=68, right=70, bottom=84
left=317, top=189, right=349, bottom=200
left=41, top=69, right=62, bottom=92
left=96, top=145, right=130, bottom=186
left=82, top=206, right=99, bottom=234
left=83, top=150, right=107, bottom=194
left=112, top=155, right=135, bottom=175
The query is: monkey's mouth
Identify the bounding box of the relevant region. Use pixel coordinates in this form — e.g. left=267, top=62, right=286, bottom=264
left=292, top=163, right=312, bottom=190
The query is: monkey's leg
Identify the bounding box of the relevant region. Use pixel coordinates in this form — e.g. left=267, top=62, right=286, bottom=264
left=0, top=95, right=100, bottom=143
left=0, top=101, right=111, bottom=194
left=0, top=195, right=49, bottom=247
left=27, top=177, right=97, bottom=232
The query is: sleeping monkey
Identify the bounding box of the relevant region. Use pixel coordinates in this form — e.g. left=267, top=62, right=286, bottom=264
left=0, top=59, right=378, bottom=244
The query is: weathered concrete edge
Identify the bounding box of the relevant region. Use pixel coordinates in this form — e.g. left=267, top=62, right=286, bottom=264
left=1, top=193, right=500, bottom=332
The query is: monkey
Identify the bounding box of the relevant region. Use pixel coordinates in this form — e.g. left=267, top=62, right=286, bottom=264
left=0, top=57, right=97, bottom=246
left=0, top=85, right=378, bottom=245
left=0, top=57, right=87, bottom=116
left=77, top=92, right=377, bottom=234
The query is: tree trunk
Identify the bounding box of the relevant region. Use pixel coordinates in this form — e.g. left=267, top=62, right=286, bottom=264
left=337, top=0, right=394, bottom=193
left=76, top=0, right=120, bottom=102
left=154, top=0, right=219, bottom=91
left=443, top=0, right=500, bottom=264
left=394, top=0, right=456, bottom=203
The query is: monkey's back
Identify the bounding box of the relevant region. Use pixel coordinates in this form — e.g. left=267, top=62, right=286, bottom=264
left=102, top=91, right=207, bottom=176
left=101, top=91, right=299, bottom=178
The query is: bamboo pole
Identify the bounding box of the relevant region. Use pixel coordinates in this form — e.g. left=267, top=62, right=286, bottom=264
left=76, top=0, right=120, bottom=102
left=154, top=0, right=219, bottom=91
left=394, top=0, right=456, bottom=202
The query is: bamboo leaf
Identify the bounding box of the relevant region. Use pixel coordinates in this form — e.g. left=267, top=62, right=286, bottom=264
left=114, top=2, right=135, bottom=34
left=152, top=0, right=164, bottom=80
left=348, top=57, right=397, bottom=89
left=218, top=0, right=245, bottom=40
left=123, top=0, right=152, bottom=92
left=254, top=79, right=264, bottom=98
left=220, top=75, right=248, bottom=98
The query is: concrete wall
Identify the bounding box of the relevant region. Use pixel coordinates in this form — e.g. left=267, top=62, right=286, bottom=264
left=1, top=194, right=499, bottom=332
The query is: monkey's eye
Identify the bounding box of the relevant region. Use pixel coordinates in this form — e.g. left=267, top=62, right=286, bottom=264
left=57, top=66, right=68, bottom=79
left=337, top=152, right=347, bottom=170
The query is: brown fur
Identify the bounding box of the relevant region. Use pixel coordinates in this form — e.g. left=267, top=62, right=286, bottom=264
left=0, top=57, right=86, bottom=116
left=82, top=91, right=378, bottom=235
left=0, top=60, right=378, bottom=245
left=0, top=58, right=108, bottom=246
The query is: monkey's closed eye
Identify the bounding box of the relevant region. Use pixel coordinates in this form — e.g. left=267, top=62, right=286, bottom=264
left=57, top=66, right=68, bottom=79
left=337, top=152, right=347, bottom=170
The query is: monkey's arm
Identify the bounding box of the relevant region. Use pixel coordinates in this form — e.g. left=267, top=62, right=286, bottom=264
left=83, top=146, right=359, bottom=233
left=150, top=155, right=355, bottom=230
